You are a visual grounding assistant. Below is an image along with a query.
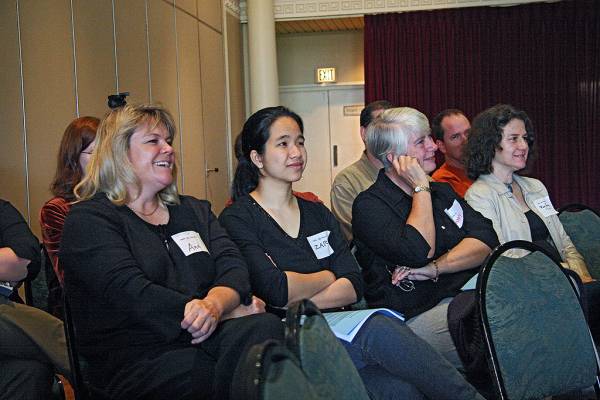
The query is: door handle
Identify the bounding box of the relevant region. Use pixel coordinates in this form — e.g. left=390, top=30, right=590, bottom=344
left=206, top=167, right=219, bottom=173
left=333, top=145, right=338, bottom=167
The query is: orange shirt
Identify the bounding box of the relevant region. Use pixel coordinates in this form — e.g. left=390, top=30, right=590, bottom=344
left=432, top=162, right=473, bottom=198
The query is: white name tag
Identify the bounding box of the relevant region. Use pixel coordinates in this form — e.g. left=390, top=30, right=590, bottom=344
left=171, top=231, right=209, bottom=256
left=307, top=230, right=334, bottom=260
left=533, top=196, right=558, bottom=218
left=444, top=199, right=464, bottom=228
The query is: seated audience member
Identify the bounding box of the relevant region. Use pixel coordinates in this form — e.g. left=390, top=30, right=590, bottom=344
left=431, top=109, right=473, bottom=197
left=225, top=132, right=322, bottom=207
left=464, top=104, right=599, bottom=335
left=331, top=100, right=393, bottom=240
left=59, top=104, right=283, bottom=399
left=464, top=104, right=593, bottom=281
left=219, top=106, right=484, bottom=400
left=40, top=116, right=99, bottom=317
left=0, top=199, right=70, bottom=399
left=352, top=107, right=499, bottom=367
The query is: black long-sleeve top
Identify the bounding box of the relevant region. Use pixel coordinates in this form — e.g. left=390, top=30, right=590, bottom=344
left=218, top=195, right=363, bottom=308
left=352, top=171, right=499, bottom=319
left=59, top=193, right=251, bottom=379
left=0, top=199, right=40, bottom=282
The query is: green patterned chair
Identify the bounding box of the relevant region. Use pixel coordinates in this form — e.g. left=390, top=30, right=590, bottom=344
left=286, top=299, right=370, bottom=400
left=478, top=240, right=600, bottom=399
left=559, top=204, right=600, bottom=279
left=232, top=339, right=320, bottom=400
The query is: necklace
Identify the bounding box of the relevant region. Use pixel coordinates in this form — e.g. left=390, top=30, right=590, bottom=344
left=128, top=201, right=161, bottom=217
left=505, top=181, right=513, bottom=193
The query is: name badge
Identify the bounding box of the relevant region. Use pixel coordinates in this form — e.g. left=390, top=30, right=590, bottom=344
left=0, top=281, right=14, bottom=297
left=171, top=231, right=209, bottom=256
left=444, top=199, right=464, bottom=228
left=307, top=230, right=334, bottom=260
left=533, top=196, right=558, bottom=218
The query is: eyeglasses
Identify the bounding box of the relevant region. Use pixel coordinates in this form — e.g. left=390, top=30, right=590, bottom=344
left=386, top=265, right=416, bottom=292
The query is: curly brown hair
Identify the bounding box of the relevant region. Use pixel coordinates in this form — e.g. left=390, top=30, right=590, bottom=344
left=465, top=104, right=536, bottom=180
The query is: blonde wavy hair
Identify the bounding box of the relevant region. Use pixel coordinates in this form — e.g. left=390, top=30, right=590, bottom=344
left=74, top=104, right=180, bottom=205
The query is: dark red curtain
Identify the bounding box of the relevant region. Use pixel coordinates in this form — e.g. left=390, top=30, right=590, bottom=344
left=365, top=0, right=600, bottom=210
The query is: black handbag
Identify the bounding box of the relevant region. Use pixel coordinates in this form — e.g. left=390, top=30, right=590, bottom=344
left=231, top=339, right=320, bottom=400
left=285, top=299, right=370, bottom=399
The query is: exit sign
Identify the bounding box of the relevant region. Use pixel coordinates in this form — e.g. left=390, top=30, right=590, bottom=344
left=316, top=67, right=336, bottom=83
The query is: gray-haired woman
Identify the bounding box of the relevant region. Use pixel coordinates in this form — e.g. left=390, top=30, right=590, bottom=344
left=352, top=107, right=499, bottom=368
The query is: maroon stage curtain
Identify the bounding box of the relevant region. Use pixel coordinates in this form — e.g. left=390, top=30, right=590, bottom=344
left=365, top=0, right=600, bottom=210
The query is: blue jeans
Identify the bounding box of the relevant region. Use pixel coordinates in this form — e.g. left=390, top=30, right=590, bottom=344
left=341, top=314, right=484, bottom=400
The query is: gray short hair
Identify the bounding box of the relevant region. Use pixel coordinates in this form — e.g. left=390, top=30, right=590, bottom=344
left=366, top=107, right=431, bottom=170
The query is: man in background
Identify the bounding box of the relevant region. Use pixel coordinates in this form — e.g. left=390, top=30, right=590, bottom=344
left=331, top=100, right=392, bottom=240
left=431, top=109, right=473, bottom=197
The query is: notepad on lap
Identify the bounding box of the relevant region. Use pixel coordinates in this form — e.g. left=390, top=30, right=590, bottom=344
left=324, top=308, right=405, bottom=343
left=461, top=273, right=478, bottom=291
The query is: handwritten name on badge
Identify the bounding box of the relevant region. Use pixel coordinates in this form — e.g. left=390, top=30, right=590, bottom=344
left=172, top=231, right=209, bottom=256
left=533, top=196, right=558, bottom=218
left=307, top=230, right=334, bottom=260
left=444, top=199, right=464, bottom=228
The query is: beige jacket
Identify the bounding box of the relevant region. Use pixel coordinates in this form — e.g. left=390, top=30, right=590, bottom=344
left=465, top=173, right=592, bottom=282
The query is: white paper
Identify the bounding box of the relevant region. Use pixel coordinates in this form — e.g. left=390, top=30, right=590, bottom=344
left=532, top=196, right=558, bottom=218
left=461, top=274, right=478, bottom=291
left=306, top=230, right=334, bottom=260
left=324, top=308, right=405, bottom=342
left=444, top=199, right=464, bottom=228
left=171, top=231, right=209, bottom=256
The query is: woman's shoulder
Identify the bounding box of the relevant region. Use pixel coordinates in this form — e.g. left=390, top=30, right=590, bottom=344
left=466, top=176, right=498, bottom=198
left=68, top=193, right=118, bottom=219
left=178, top=195, right=212, bottom=213
left=41, top=196, right=71, bottom=215
left=353, top=178, right=385, bottom=205
left=514, top=175, right=546, bottom=193
left=297, top=195, right=336, bottom=221
left=219, top=195, right=255, bottom=221
left=431, top=181, right=457, bottom=195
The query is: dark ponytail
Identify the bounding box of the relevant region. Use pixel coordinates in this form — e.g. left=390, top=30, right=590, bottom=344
left=231, top=106, right=303, bottom=201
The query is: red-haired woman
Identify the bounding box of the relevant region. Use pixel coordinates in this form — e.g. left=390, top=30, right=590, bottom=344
left=40, top=116, right=98, bottom=316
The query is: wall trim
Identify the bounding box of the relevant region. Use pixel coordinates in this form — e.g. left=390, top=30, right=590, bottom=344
left=280, top=82, right=364, bottom=93
left=239, top=0, right=554, bottom=22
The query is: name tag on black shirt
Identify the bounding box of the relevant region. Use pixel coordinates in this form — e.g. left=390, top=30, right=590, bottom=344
left=172, top=231, right=209, bottom=256
left=307, top=230, right=334, bottom=259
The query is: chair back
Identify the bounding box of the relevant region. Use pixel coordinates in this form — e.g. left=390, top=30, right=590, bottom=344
left=63, top=295, right=108, bottom=400
left=558, top=204, right=600, bottom=279
left=479, top=240, right=599, bottom=399
left=63, top=295, right=89, bottom=400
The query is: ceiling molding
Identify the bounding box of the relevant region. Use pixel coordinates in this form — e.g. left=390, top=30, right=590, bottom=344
left=239, top=0, right=554, bottom=22
left=225, top=0, right=241, bottom=18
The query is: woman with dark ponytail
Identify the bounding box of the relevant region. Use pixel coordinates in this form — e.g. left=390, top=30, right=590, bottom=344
left=231, top=107, right=300, bottom=200
left=230, top=106, right=320, bottom=204
left=219, top=106, right=484, bottom=400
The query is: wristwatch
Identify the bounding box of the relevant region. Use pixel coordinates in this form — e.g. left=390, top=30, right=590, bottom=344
left=413, top=185, right=431, bottom=193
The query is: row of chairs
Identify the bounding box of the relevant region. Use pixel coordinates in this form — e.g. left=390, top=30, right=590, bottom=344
left=25, top=204, right=600, bottom=399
